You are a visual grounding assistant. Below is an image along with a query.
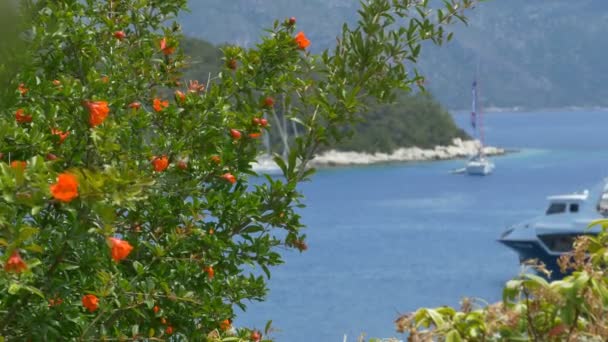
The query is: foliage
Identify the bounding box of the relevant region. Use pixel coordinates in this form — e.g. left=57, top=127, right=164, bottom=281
left=329, top=92, right=469, bottom=153
left=181, top=38, right=468, bottom=154
left=0, top=0, right=476, bottom=340
left=396, top=219, right=608, bottom=341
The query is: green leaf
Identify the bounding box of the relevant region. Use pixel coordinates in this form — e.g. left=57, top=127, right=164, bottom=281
left=426, top=308, right=446, bottom=329
left=8, top=283, right=21, bottom=295
left=446, top=330, right=462, bottom=342
left=24, top=285, right=44, bottom=298
left=31, top=206, right=42, bottom=216
left=59, top=264, right=80, bottom=271
left=131, top=324, right=139, bottom=337
left=18, top=226, right=39, bottom=241
left=264, top=320, right=273, bottom=335
left=273, top=154, right=287, bottom=175
left=133, top=261, right=145, bottom=275
left=588, top=218, right=608, bottom=229
left=24, top=244, right=44, bottom=253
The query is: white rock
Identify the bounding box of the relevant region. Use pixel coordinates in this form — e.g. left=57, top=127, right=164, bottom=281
left=309, top=139, right=506, bottom=167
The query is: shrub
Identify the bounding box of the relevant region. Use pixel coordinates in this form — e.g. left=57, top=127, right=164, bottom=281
left=0, top=0, right=476, bottom=339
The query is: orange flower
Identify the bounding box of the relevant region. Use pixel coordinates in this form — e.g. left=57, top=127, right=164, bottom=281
left=188, top=80, right=205, bottom=93
left=100, top=76, right=109, bottom=84
left=153, top=98, right=169, bottom=112
left=51, top=128, right=70, bottom=144
left=15, top=109, right=32, bottom=123
left=4, top=251, right=27, bottom=273
left=18, top=83, right=28, bottom=96
left=128, top=101, right=141, bottom=110
left=108, top=237, right=134, bottom=262
left=48, top=297, right=63, bottom=307
left=153, top=305, right=160, bottom=314
left=548, top=324, right=566, bottom=338
left=210, top=155, right=221, bottom=164
left=227, top=58, right=237, bottom=70
left=52, top=80, right=61, bottom=86
left=50, top=173, right=79, bottom=203
left=294, top=31, right=311, bottom=50
left=165, top=326, right=174, bottom=334
left=177, top=160, right=188, bottom=170
left=221, top=173, right=236, bottom=184
left=249, top=132, right=262, bottom=139
left=251, top=330, right=262, bottom=342
left=113, top=30, right=126, bottom=40
left=86, top=101, right=110, bottom=127
left=230, top=129, right=242, bottom=140
left=174, top=90, right=186, bottom=103
left=160, top=38, right=175, bottom=55
left=152, top=155, right=169, bottom=172
left=204, top=265, right=214, bottom=279
left=263, top=97, right=275, bottom=108
left=219, top=319, right=231, bottom=331
left=82, top=294, right=99, bottom=312
left=10, top=161, right=27, bottom=170
left=294, top=240, right=308, bottom=252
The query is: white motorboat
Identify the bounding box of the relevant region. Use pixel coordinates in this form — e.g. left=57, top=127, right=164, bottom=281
left=498, top=180, right=608, bottom=277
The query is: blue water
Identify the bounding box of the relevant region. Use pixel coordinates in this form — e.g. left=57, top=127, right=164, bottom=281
left=239, top=110, right=608, bottom=341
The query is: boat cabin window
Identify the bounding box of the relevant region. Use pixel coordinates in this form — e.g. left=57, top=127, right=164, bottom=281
left=570, top=203, right=579, bottom=213
left=546, top=202, right=566, bottom=215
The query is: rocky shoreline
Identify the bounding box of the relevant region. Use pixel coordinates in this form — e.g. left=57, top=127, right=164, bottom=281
left=252, top=139, right=509, bottom=171
left=309, top=138, right=507, bottom=167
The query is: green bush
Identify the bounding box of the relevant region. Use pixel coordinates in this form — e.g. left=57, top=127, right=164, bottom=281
left=0, top=0, right=475, bottom=340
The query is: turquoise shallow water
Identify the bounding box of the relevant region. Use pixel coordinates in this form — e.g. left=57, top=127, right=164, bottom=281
left=239, top=110, right=608, bottom=341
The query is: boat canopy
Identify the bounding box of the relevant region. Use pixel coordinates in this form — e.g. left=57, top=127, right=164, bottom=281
left=547, top=190, right=589, bottom=202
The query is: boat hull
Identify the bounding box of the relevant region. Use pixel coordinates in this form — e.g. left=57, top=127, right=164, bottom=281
left=466, top=161, right=494, bottom=175
left=498, top=238, right=563, bottom=277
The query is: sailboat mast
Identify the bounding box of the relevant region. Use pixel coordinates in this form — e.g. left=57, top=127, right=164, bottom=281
left=478, top=77, right=484, bottom=150
left=471, top=79, right=478, bottom=140
left=476, top=10, right=485, bottom=154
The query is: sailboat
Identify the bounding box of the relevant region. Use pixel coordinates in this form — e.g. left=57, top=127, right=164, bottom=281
left=465, top=79, right=494, bottom=176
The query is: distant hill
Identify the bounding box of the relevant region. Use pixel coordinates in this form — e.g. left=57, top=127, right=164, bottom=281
left=179, top=0, right=608, bottom=110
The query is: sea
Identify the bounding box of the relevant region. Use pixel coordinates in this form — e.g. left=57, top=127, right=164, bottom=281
left=239, top=110, right=608, bottom=341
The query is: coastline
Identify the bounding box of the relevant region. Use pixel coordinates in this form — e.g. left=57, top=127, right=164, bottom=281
left=309, top=138, right=506, bottom=167
left=252, top=139, right=510, bottom=171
